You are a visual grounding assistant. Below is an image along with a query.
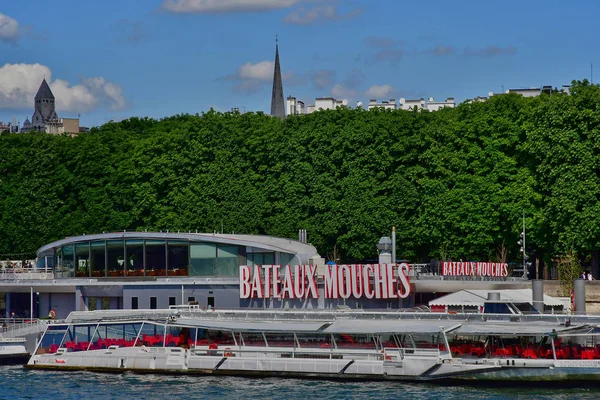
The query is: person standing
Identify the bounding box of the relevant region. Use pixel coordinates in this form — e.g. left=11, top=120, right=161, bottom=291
left=588, top=272, right=594, bottom=281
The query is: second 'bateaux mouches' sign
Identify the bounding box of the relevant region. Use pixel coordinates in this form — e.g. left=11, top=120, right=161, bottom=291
left=442, top=261, right=509, bottom=277
left=239, top=263, right=411, bottom=300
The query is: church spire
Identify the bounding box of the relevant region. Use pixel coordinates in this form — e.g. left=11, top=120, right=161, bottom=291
left=270, top=36, right=285, bottom=120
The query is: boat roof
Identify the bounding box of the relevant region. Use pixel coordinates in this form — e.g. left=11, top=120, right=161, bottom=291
left=62, top=308, right=600, bottom=336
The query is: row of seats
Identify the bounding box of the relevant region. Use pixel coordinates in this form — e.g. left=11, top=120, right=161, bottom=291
left=450, top=343, right=600, bottom=360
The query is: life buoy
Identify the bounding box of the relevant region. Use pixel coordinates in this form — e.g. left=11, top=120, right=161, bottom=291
left=48, top=310, right=56, bottom=319
left=224, top=348, right=233, bottom=357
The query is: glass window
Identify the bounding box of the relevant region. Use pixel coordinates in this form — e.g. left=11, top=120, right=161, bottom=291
left=58, top=245, right=74, bottom=278
left=188, top=296, right=195, bottom=303
left=138, top=322, right=165, bottom=347
left=125, top=240, right=144, bottom=277
left=88, top=297, right=98, bottom=312
left=217, top=245, right=238, bottom=276
left=168, top=241, right=189, bottom=277
left=190, top=243, right=216, bottom=276
left=89, top=323, right=142, bottom=349
left=150, top=297, right=157, bottom=309
left=132, top=297, right=138, bottom=309
left=106, top=240, right=124, bottom=277
left=90, top=241, right=106, bottom=277
left=102, top=298, right=110, bottom=310
left=146, top=240, right=166, bottom=277
left=75, top=242, right=90, bottom=277
left=35, top=325, right=68, bottom=354
left=169, top=297, right=176, bottom=306
left=280, top=252, right=295, bottom=266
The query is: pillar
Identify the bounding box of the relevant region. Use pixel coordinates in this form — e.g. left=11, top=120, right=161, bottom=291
left=574, top=278, right=586, bottom=315
left=532, top=280, right=544, bottom=313
left=5, top=292, right=10, bottom=319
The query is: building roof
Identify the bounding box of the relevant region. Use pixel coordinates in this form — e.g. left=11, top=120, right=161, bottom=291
left=36, top=231, right=319, bottom=263
left=429, top=289, right=563, bottom=307
left=35, top=79, right=55, bottom=100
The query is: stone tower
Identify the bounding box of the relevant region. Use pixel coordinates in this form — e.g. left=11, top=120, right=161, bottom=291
left=270, top=38, right=285, bottom=120
left=31, top=79, right=58, bottom=131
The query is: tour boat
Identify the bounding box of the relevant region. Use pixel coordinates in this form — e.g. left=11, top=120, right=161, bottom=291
left=0, top=335, right=29, bottom=365
left=25, top=306, right=600, bottom=383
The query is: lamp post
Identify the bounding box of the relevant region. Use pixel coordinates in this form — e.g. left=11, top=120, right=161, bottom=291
left=517, top=212, right=529, bottom=278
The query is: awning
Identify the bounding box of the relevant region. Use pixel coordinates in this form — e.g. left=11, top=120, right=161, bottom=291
left=429, top=289, right=564, bottom=307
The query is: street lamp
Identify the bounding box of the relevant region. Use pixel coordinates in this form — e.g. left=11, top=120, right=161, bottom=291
left=517, top=212, right=529, bottom=278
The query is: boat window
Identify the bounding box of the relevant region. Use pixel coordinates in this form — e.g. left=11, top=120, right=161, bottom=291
left=169, top=297, right=177, bottom=306
left=138, top=323, right=166, bottom=347
left=408, top=333, right=447, bottom=350
left=165, top=326, right=194, bottom=347
left=131, top=297, right=139, bottom=309
left=35, top=325, right=68, bottom=355
left=87, top=322, right=143, bottom=349
left=296, top=333, right=332, bottom=349
left=60, top=324, right=99, bottom=352
left=331, top=334, right=376, bottom=349
left=238, top=332, right=265, bottom=347
left=380, top=334, right=398, bottom=349
left=264, top=332, right=296, bottom=347
left=150, top=297, right=157, bottom=309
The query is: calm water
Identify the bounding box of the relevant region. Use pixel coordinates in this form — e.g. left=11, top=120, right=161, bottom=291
left=0, top=365, right=599, bottom=400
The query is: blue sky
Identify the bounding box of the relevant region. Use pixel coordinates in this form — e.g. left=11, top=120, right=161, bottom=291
left=0, top=0, right=598, bottom=127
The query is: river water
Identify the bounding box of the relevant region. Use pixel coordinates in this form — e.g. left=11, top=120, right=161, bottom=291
left=0, top=365, right=598, bottom=399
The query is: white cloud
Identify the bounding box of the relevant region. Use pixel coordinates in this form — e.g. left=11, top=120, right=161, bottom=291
left=331, top=84, right=357, bottom=99
left=0, top=63, right=126, bottom=112
left=284, top=5, right=362, bottom=25
left=0, top=12, right=20, bottom=42
left=365, top=84, right=395, bottom=99
left=225, top=60, right=297, bottom=93
left=310, top=70, right=336, bottom=89
left=161, top=0, right=303, bottom=13
left=238, top=61, right=274, bottom=81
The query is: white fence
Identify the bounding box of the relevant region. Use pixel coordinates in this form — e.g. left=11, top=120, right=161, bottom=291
left=0, top=267, right=54, bottom=281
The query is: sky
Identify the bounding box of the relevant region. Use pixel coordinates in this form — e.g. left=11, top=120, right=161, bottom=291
left=0, top=0, right=599, bottom=127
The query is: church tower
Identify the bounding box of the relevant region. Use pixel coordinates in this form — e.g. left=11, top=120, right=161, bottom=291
left=31, top=79, right=58, bottom=131
left=270, top=37, right=285, bottom=120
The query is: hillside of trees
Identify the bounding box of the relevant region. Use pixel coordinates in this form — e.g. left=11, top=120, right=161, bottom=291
left=2, top=80, right=600, bottom=273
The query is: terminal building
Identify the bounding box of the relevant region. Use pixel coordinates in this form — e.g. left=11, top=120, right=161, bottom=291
left=0, top=232, right=529, bottom=320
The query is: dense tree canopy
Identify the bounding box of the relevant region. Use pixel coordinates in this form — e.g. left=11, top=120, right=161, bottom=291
left=1, top=80, right=599, bottom=269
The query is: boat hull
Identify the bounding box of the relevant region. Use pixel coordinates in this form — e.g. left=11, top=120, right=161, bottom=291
left=26, top=348, right=600, bottom=384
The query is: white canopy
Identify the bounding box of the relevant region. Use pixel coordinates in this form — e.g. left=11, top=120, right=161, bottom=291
left=429, top=289, right=563, bottom=308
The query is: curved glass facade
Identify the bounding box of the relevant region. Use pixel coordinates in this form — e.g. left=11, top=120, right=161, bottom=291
left=41, top=238, right=294, bottom=279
